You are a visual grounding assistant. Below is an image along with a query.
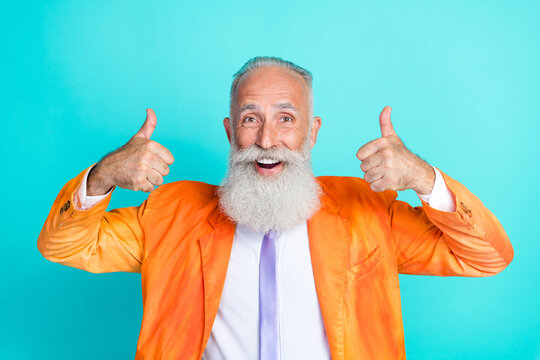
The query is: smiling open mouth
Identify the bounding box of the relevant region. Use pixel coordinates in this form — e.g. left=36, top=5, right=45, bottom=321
left=256, top=158, right=282, bottom=169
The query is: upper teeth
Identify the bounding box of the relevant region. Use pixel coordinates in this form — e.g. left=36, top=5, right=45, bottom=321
left=258, top=158, right=280, bottom=164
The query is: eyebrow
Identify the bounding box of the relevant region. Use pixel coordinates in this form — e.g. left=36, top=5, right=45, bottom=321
left=275, top=102, right=298, bottom=113
left=239, top=102, right=299, bottom=113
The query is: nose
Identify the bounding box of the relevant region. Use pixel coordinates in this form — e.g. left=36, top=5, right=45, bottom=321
left=256, top=120, right=279, bottom=149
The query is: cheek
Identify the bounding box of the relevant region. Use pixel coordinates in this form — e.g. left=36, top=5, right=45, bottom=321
left=235, top=128, right=258, bottom=148
left=282, top=128, right=308, bottom=150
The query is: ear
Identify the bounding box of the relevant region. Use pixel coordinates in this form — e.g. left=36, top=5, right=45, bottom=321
left=309, top=116, right=322, bottom=148
left=223, top=117, right=233, bottom=145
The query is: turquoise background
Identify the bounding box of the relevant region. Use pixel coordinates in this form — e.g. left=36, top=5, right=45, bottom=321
left=1, top=0, right=538, bottom=358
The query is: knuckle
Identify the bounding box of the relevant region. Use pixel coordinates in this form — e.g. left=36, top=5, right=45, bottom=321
left=143, top=142, right=155, bottom=153
left=141, top=151, right=153, bottom=162
left=134, top=174, right=145, bottom=184
left=135, top=160, right=146, bottom=171
left=388, top=177, right=397, bottom=186
left=364, top=173, right=372, bottom=183
left=145, top=139, right=156, bottom=148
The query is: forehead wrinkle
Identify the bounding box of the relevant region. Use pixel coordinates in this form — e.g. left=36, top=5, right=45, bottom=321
left=239, top=101, right=299, bottom=114
left=236, top=73, right=307, bottom=102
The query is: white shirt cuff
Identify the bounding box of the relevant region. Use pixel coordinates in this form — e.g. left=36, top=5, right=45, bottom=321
left=74, top=165, right=113, bottom=210
left=417, top=167, right=456, bottom=212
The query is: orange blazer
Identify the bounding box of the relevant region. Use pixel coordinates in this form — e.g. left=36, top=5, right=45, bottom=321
left=38, top=166, right=514, bottom=359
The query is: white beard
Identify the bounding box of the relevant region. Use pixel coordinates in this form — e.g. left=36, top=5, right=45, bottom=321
left=218, top=141, right=321, bottom=233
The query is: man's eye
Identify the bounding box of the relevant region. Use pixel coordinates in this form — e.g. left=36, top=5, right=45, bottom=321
left=243, top=117, right=256, bottom=123
left=281, top=116, right=293, bottom=122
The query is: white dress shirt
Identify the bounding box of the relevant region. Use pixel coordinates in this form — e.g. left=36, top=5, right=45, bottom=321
left=76, top=166, right=455, bottom=359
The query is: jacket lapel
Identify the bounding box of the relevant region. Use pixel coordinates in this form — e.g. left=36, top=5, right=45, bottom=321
left=196, top=185, right=350, bottom=359
left=198, top=208, right=236, bottom=358
left=307, top=189, right=349, bottom=360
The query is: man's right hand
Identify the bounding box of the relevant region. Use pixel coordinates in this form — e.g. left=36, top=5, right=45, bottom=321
left=87, top=108, right=175, bottom=196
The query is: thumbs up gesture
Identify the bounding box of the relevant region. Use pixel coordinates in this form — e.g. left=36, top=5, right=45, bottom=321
left=356, top=106, right=435, bottom=194
left=87, top=108, right=175, bottom=196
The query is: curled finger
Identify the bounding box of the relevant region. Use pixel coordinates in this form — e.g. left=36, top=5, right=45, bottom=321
left=146, top=169, right=164, bottom=187
left=369, top=178, right=389, bottom=192
left=360, top=152, right=383, bottom=173
left=364, top=167, right=385, bottom=183
left=149, top=156, right=170, bottom=176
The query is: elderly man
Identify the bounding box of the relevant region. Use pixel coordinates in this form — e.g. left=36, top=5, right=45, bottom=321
left=38, top=56, right=513, bottom=360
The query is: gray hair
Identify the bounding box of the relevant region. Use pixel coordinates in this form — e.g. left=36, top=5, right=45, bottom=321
left=229, top=56, right=314, bottom=122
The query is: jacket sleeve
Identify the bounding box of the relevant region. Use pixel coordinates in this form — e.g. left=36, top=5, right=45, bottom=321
left=37, top=166, right=146, bottom=273
left=385, top=168, right=514, bottom=277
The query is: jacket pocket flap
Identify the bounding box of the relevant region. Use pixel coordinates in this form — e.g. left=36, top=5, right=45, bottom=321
left=348, top=246, right=384, bottom=282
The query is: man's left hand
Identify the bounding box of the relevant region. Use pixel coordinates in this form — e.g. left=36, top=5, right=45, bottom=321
left=356, top=106, right=435, bottom=195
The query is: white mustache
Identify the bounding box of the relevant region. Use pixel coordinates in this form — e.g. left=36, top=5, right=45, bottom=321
left=229, top=144, right=308, bottom=165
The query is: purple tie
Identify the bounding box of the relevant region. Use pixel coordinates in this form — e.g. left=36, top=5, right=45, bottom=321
left=259, top=230, right=279, bottom=360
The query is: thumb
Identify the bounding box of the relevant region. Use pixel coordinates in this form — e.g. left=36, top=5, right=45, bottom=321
left=133, top=108, right=157, bottom=139
left=379, top=106, right=396, bottom=137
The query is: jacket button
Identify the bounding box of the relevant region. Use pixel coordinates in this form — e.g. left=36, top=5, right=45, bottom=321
left=60, top=201, right=70, bottom=215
